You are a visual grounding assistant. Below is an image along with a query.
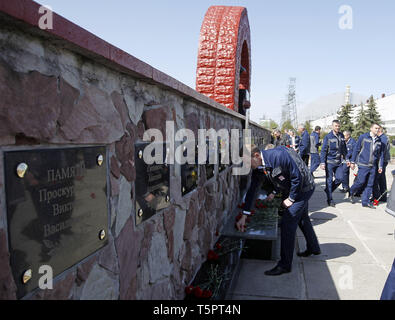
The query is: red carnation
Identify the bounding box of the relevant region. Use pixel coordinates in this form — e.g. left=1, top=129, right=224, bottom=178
left=193, top=286, right=203, bottom=298
left=215, top=243, right=222, bottom=250
left=354, top=173, right=358, bottom=177
left=207, top=250, right=219, bottom=261
left=185, top=286, right=194, bottom=295
left=202, top=290, right=213, bottom=299
left=373, top=199, right=379, bottom=206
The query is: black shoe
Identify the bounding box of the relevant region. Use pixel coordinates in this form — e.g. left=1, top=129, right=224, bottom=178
left=348, top=192, right=356, bottom=204
left=327, top=200, right=336, bottom=207
left=362, top=203, right=376, bottom=209
left=297, top=250, right=321, bottom=257
left=264, top=265, right=291, bottom=276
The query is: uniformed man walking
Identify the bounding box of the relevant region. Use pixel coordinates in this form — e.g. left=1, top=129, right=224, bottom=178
left=340, top=131, right=356, bottom=193
left=237, top=145, right=321, bottom=276
left=310, top=126, right=321, bottom=177
left=320, top=120, right=347, bottom=207
left=374, top=126, right=390, bottom=202
left=298, top=124, right=311, bottom=166
left=349, top=123, right=384, bottom=208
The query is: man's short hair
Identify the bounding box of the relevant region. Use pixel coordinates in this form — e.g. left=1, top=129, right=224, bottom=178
left=315, top=126, right=321, bottom=131
left=332, top=120, right=340, bottom=125
left=371, top=122, right=380, bottom=128
left=343, top=130, right=351, bottom=136
left=298, top=124, right=305, bottom=129
left=251, top=145, right=261, bottom=156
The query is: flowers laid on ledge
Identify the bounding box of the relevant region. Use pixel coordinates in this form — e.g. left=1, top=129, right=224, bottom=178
left=234, top=195, right=282, bottom=231
left=185, top=238, right=244, bottom=300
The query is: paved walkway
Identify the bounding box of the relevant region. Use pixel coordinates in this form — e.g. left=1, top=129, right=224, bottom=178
left=230, top=165, right=395, bottom=300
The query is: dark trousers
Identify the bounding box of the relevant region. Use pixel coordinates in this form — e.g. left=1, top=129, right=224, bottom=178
left=310, top=153, right=320, bottom=174
left=381, top=258, right=395, bottom=300
left=278, top=188, right=320, bottom=270
left=342, top=163, right=350, bottom=191
left=302, top=154, right=309, bottom=167
left=325, top=163, right=343, bottom=202
left=374, top=162, right=388, bottom=202
left=350, top=165, right=377, bottom=206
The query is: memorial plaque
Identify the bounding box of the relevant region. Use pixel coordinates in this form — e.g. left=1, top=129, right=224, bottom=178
left=205, top=139, right=215, bottom=180
left=181, top=144, right=198, bottom=196
left=135, top=142, right=170, bottom=225
left=4, top=146, right=109, bottom=299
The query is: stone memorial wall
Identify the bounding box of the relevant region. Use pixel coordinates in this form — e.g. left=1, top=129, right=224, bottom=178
left=0, top=1, right=270, bottom=299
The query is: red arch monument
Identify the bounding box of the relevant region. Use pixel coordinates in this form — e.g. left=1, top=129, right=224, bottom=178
left=196, top=6, right=251, bottom=113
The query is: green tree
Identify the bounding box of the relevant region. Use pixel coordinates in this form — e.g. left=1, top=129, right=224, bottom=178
left=270, top=120, right=279, bottom=130
left=281, top=120, right=294, bottom=132
left=304, top=120, right=312, bottom=133
left=352, top=103, right=370, bottom=140
left=337, top=104, right=354, bottom=133
left=365, top=95, right=382, bottom=125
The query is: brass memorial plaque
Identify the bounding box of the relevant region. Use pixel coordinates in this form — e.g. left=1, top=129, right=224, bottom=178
left=135, top=142, right=170, bottom=225
left=4, top=146, right=109, bottom=299
left=181, top=144, right=198, bottom=196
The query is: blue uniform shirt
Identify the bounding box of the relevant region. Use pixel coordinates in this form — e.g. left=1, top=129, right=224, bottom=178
left=243, top=146, right=315, bottom=212
left=320, top=131, right=347, bottom=165
left=310, top=131, right=321, bottom=154
left=299, top=130, right=310, bottom=157
left=343, top=137, right=357, bottom=163
left=379, top=133, right=391, bottom=164
left=351, top=132, right=384, bottom=168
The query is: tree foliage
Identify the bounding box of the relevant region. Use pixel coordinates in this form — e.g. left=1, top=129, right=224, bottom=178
left=281, top=120, right=294, bottom=132
left=365, top=95, right=382, bottom=126
left=304, top=120, right=312, bottom=133
left=337, top=104, right=354, bottom=133
left=352, top=103, right=370, bottom=140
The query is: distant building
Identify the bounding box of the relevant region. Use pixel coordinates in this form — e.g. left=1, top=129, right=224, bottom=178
left=304, top=92, right=395, bottom=135
left=351, top=94, right=395, bottom=135
left=299, top=86, right=370, bottom=132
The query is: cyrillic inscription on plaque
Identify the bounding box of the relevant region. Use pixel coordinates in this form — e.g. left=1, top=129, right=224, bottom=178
left=4, top=146, right=109, bottom=299
left=135, top=142, right=170, bottom=225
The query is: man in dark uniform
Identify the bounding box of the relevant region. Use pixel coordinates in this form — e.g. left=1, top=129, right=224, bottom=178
left=320, top=120, right=347, bottom=207
left=298, top=124, right=310, bottom=166
left=349, top=123, right=384, bottom=208
left=340, top=131, right=356, bottom=193
left=381, top=199, right=395, bottom=299
left=374, top=126, right=390, bottom=202
left=310, top=126, right=321, bottom=177
left=273, top=129, right=286, bottom=147
left=236, top=145, right=321, bottom=276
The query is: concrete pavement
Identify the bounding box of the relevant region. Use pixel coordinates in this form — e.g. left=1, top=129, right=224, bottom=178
left=230, top=165, right=395, bottom=300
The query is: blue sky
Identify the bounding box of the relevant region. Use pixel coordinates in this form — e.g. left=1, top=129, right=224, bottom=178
left=36, top=0, right=395, bottom=123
